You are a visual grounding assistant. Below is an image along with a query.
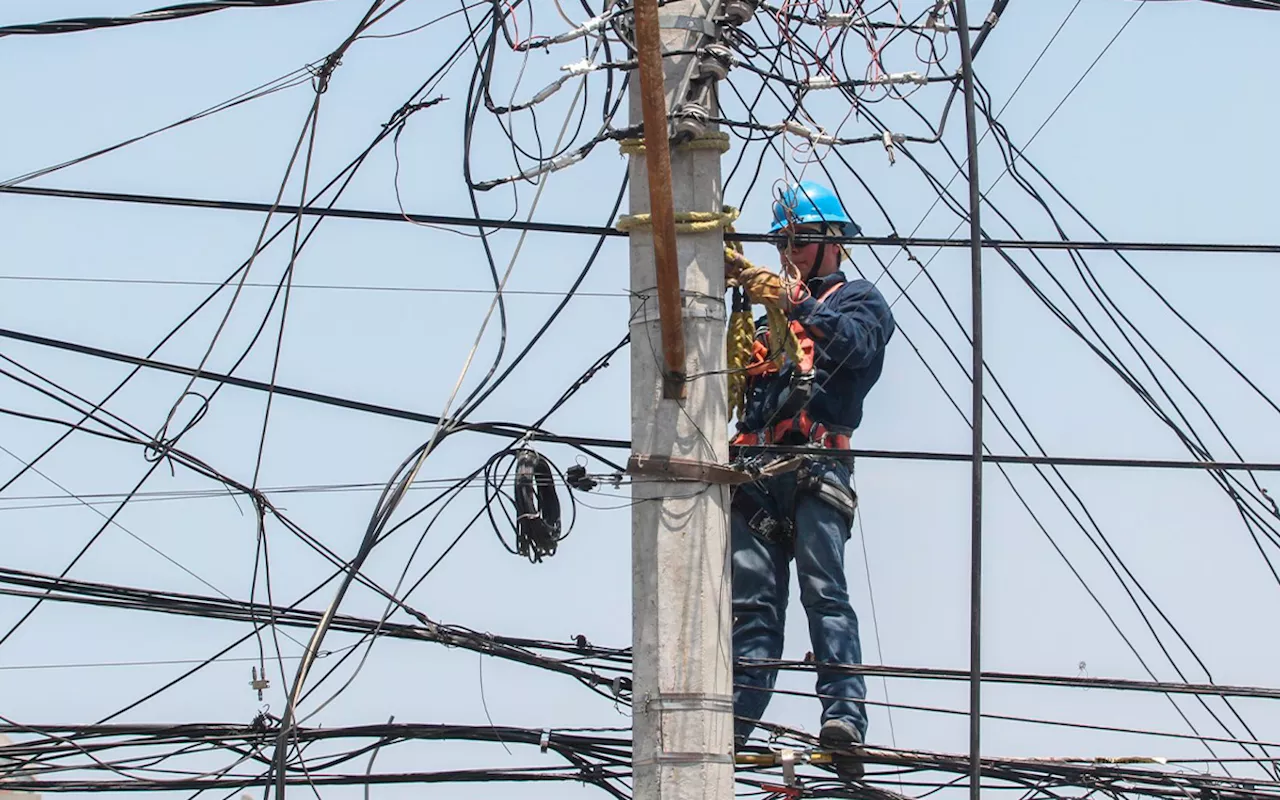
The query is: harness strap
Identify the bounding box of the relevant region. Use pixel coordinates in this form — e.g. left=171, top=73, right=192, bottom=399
left=735, top=280, right=852, bottom=450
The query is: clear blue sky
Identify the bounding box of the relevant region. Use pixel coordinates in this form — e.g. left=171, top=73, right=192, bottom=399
left=1, top=1, right=1279, bottom=798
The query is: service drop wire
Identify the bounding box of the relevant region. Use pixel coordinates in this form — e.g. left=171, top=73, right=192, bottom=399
left=44, top=0, right=496, bottom=749
left=883, top=71, right=1275, bottom=769
left=268, top=30, right=618, bottom=792
left=0, top=12, right=484, bottom=684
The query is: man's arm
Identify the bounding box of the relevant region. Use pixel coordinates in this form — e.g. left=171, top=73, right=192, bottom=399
left=789, top=279, right=895, bottom=369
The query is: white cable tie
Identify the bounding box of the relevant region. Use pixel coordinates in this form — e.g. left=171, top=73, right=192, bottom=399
left=805, top=75, right=839, bottom=90
left=539, top=729, right=551, bottom=753
left=561, top=58, right=596, bottom=77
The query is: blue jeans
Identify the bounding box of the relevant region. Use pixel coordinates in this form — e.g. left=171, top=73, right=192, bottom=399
left=731, top=459, right=868, bottom=742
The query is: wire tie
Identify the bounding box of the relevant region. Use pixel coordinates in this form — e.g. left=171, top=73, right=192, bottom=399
left=540, top=729, right=551, bottom=753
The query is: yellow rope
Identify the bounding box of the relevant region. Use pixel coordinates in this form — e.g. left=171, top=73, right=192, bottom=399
left=618, top=131, right=731, bottom=157
left=727, top=302, right=754, bottom=424
left=723, top=248, right=802, bottom=425
left=616, top=206, right=739, bottom=234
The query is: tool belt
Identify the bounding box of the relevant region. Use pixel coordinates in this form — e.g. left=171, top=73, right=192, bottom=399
left=731, top=459, right=858, bottom=552
left=731, top=410, right=852, bottom=450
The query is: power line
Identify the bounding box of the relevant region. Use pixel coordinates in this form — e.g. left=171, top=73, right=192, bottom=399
left=6, top=324, right=1280, bottom=472
left=0, top=274, right=629, bottom=298
left=7, top=560, right=1280, bottom=705
left=0, top=0, right=332, bottom=38
left=4, top=183, right=1280, bottom=254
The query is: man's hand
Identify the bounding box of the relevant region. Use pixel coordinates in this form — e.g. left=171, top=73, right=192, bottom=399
left=778, top=271, right=810, bottom=314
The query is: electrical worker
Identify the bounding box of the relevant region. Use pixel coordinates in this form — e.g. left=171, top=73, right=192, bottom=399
left=730, top=181, right=895, bottom=780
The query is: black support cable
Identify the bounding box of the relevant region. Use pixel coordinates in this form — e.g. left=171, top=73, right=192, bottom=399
left=8, top=321, right=1280, bottom=472
left=952, top=1, right=985, bottom=795
left=9, top=561, right=1280, bottom=704
left=4, top=184, right=1280, bottom=253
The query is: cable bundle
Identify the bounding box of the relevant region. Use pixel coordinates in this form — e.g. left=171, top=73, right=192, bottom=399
left=484, top=447, right=574, bottom=563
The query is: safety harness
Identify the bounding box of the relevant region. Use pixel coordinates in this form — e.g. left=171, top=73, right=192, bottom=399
left=731, top=279, right=852, bottom=451
left=728, top=277, right=860, bottom=550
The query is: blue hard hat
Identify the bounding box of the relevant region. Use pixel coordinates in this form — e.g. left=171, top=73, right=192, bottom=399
left=768, top=181, right=862, bottom=238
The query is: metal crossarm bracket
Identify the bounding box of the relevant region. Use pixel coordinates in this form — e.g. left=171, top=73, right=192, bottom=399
left=628, top=454, right=805, bottom=484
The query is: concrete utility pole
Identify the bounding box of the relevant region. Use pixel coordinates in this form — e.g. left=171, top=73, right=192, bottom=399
left=626, top=1, right=735, bottom=799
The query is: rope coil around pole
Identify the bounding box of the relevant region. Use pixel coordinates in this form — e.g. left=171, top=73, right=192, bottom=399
left=616, top=130, right=731, bottom=157
left=616, top=206, right=739, bottom=234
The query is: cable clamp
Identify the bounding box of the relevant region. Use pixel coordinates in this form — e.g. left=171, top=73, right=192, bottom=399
left=882, top=131, right=896, bottom=165
left=521, top=13, right=611, bottom=49
left=986, top=11, right=1000, bottom=26
left=561, top=58, right=596, bottom=77
left=540, top=729, right=551, bottom=753
left=646, top=693, right=735, bottom=713
left=822, top=12, right=854, bottom=28
left=611, top=676, right=624, bottom=697
left=873, top=71, right=927, bottom=86
left=779, top=120, right=836, bottom=146
left=249, top=667, right=269, bottom=701
left=635, top=752, right=736, bottom=767
left=780, top=749, right=797, bottom=786
left=924, top=2, right=952, bottom=33
left=804, top=75, right=839, bottom=90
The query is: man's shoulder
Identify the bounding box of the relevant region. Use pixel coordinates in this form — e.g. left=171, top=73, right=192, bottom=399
left=828, top=276, right=889, bottom=307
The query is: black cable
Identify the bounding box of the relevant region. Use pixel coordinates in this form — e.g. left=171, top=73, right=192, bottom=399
left=880, top=45, right=1280, bottom=769
left=7, top=183, right=1280, bottom=253
left=0, top=0, right=330, bottom=37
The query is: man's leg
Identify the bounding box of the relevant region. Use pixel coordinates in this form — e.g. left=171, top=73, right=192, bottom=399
left=793, top=462, right=868, bottom=740
left=731, top=487, right=791, bottom=744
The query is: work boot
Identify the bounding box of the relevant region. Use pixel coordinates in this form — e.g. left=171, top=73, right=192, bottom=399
left=818, top=719, right=864, bottom=781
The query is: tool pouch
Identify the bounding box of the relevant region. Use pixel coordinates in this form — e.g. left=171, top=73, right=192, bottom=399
left=731, top=487, right=795, bottom=553
left=797, top=462, right=858, bottom=528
